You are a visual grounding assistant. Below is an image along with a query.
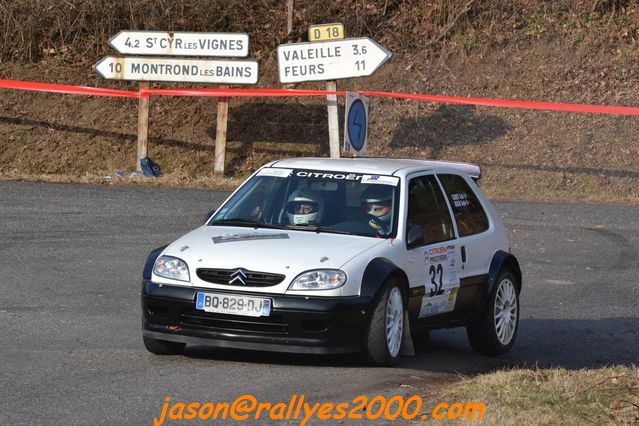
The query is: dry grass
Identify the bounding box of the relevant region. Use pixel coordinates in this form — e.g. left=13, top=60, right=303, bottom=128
left=2, top=1, right=636, bottom=63
left=0, top=2, right=637, bottom=202
left=438, top=366, right=639, bottom=425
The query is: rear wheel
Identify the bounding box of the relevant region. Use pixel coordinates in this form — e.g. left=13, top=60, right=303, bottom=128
left=362, top=282, right=404, bottom=366
left=467, top=271, right=519, bottom=355
left=143, top=335, right=186, bottom=355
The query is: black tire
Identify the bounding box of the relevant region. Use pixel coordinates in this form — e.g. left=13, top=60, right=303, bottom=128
left=362, top=281, right=405, bottom=366
left=467, top=270, right=519, bottom=355
left=143, top=335, right=186, bottom=355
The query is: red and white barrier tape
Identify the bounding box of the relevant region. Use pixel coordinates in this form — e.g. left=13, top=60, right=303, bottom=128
left=1, top=79, right=639, bottom=116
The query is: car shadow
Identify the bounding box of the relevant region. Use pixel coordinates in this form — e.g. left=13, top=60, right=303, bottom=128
left=389, top=104, right=511, bottom=158
left=181, top=317, right=638, bottom=372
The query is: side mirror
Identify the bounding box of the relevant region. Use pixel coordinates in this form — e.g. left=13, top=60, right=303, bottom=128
left=203, top=209, right=217, bottom=225
left=406, top=224, right=424, bottom=249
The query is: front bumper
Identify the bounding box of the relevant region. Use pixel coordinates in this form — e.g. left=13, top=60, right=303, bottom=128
left=141, top=280, right=374, bottom=354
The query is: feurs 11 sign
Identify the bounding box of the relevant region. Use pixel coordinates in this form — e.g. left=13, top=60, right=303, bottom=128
left=277, top=37, right=391, bottom=83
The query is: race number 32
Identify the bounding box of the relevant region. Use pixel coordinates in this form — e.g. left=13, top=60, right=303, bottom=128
left=429, top=264, right=444, bottom=297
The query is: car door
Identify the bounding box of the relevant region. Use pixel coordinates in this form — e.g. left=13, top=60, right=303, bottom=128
left=402, top=173, right=462, bottom=326
left=435, top=173, right=493, bottom=312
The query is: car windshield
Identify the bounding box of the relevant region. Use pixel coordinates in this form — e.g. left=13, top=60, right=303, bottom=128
left=209, top=168, right=400, bottom=238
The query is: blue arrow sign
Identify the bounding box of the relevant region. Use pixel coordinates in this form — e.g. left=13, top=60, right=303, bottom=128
left=347, top=99, right=367, bottom=151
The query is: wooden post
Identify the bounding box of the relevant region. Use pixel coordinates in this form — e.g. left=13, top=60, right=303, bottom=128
left=326, top=80, right=340, bottom=158
left=136, top=82, right=150, bottom=172
left=214, top=85, right=230, bottom=176
left=287, top=0, right=294, bottom=36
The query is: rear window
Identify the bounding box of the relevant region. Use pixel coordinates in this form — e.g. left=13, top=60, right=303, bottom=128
left=437, top=174, right=489, bottom=237
left=407, top=175, right=455, bottom=246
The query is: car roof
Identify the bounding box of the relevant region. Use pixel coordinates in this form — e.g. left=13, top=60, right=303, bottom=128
left=267, top=157, right=481, bottom=179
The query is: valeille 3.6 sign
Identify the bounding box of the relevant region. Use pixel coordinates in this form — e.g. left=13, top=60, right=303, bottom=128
left=276, top=37, right=391, bottom=83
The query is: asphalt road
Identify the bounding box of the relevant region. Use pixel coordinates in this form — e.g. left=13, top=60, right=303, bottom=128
left=2, top=181, right=638, bottom=425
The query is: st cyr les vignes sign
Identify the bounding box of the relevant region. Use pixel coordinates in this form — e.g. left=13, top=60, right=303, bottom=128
left=108, top=31, right=249, bottom=57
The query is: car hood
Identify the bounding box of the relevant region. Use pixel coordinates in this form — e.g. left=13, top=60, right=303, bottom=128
left=160, top=226, right=385, bottom=285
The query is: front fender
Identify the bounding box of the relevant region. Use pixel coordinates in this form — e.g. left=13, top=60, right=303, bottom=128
left=142, top=245, right=168, bottom=280
left=360, top=257, right=409, bottom=304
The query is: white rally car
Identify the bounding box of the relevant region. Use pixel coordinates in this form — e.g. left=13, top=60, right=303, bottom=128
left=142, top=158, right=521, bottom=366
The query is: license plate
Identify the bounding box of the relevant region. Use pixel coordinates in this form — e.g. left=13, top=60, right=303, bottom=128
left=195, top=292, right=271, bottom=317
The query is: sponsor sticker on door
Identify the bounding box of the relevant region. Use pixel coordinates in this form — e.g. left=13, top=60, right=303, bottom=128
left=419, top=244, right=460, bottom=318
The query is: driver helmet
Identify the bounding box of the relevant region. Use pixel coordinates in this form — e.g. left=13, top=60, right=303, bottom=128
left=287, top=189, right=324, bottom=225
left=361, top=185, right=393, bottom=224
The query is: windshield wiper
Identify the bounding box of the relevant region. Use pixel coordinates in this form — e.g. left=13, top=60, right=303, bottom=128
left=284, top=224, right=354, bottom=235
left=208, top=219, right=286, bottom=230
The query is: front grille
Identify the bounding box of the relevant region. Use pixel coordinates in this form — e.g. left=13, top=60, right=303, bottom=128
left=196, top=268, right=285, bottom=287
left=181, top=311, right=288, bottom=334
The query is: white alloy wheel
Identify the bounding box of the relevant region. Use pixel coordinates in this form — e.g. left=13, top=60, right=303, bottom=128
left=494, top=278, right=518, bottom=345
left=385, top=287, right=404, bottom=357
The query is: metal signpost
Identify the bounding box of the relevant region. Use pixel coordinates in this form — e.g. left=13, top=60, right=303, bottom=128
left=305, top=23, right=346, bottom=159
left=95, top=31, right=258, bottom=175
left=343, top=92, right=369, bottom=156
left=277, top=34, right=390, bottom=158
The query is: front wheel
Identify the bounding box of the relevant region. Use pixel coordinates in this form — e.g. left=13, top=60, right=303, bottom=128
left=467, top=271, right=519, bottom=355
left=362, top=282, right=405, bottom=366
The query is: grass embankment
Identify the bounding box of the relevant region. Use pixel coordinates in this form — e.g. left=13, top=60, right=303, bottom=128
left=0, top=1, right=638, bottom=202
left=440, top=366, right=639, bottom=424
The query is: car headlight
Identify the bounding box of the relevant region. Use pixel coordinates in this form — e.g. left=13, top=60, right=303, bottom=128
left=153, top=255, right=190, bottom=282
left=288, top=270, right=347, bottom=290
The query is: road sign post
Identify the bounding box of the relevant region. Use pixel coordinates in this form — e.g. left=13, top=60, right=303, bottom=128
left=96, top=30, right=258, bottom=177
left=214, top=85, right=230, bottom=176
left=306, top=24, right=348, bottom=159
left=326, top=81, right=340, bottom=158
left=277, top=34, right=389, bottom=158
left=137, top=82, right=150, bottom=171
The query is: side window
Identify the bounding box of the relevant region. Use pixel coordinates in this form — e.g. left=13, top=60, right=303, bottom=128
left=438, top=174, right=489, bottom=237
left=407, top=175, right=455, bottom=246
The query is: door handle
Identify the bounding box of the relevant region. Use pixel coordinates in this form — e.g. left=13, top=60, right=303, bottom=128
left=461, top=246, right=467, bottom=263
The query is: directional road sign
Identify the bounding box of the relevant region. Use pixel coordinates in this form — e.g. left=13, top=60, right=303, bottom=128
left=108, top=31, right=249, bottom=57
left=277, top=37, right=391, bottom=83
left=93, top=56, right=259, bottom=84
left=344, top=92, right=369, bottom=155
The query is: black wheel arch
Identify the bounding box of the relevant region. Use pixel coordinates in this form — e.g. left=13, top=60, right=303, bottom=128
left=487, top=250, right=522, bottom=295
left=360, top=257, right=410, bottom=305
left=142, top=245, right=168, bottom=280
